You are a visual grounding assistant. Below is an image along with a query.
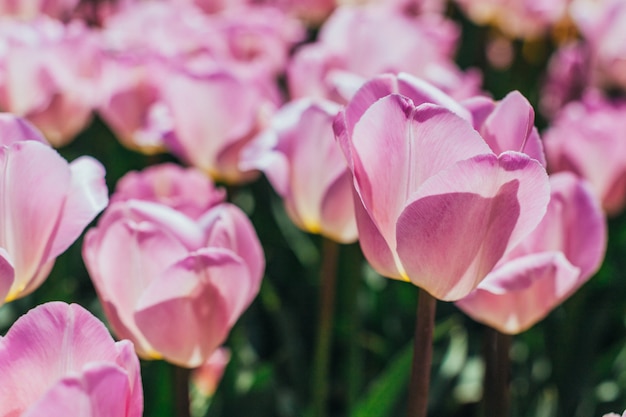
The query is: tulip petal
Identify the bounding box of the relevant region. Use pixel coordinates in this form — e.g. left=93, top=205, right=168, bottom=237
left=134, top=248, right=251, bottom=367
left=456, top=252, right=580, bottom=334
left=0, top=141, right=70, bottom=299
left=481, top=91, right=546, bottom=165
left=21, top=364, right=134, bottom=417
left=396, top=152, right=549, bottom=300
left=0, top=248, right=14, bottom=304
left=0, top=303, right=123, bottom=414
left=349, top=95, right=490, bottom=248
left=0, top=114, right=48, bottom=146
left=48, top=156, right=108, bottom=261
left=320, top=171, right=358, bottom=243
left=82, top=207, right=190, bottom=357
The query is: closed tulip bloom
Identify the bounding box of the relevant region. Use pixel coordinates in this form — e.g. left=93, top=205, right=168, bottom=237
left=0, top=302, right=143, bottom=417
left=334, top=74, right=550, bottom=301
left=241, top=98, right=357, bottom=243
left=0, top=114, right=108, bottom=305
left=83, top=166, right=264, bottom=367
left=456, top=173, right=606, bottom=333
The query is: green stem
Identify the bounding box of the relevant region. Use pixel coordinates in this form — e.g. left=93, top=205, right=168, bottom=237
left=174, top=365, right=191, bottom=417
left=407, top=289, right=437, bottom=417
left=311, top=238, right=340, bottom=417
left=482, top=327, right=512, bottom=417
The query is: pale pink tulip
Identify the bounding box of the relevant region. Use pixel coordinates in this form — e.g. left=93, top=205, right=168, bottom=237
left=241, top=98, right=357, bottom=243
left=111, top=162, right=226, bottom=219
left=83, top=164, right=264, bottom=367
left=334, top=74, right=550, bottom=301
left=544, top=91, right=626, bottom=216
left=604, top=412, right=626, bottom=417
left=0, top=17, right=101, bottom=146
left=0, top=302, right=143, bottom=417
left=192, top=347, right=231, bottom=397
left=456, top=173, right=606, bottom=333
left=288, top=5, right=481, bottom=103
left=0, top=114, right=108, bottom=305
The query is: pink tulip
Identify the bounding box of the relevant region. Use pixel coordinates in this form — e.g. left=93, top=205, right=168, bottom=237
left=241, top=98, right=357, bottom=243
left=0, top=302, right=143, bottom=417
left=0, top=17, right=101, bottom=146
left=334, top=73, right=550, bottom=301
left=0, top=0, right=79, bottom=20
left=288, top=5, right=481, bottom=103
left=83, top=164, right=264, bottom=367
left=453, top=0, right=568, bottom=38
left=456, top=173, right=606, bottom=334
left=0, top=114, right=108, bottom=305
left=544, top=91, right=626, bottom=215
left=604, top=412, right=626, bottom=417
left=192, top=347, right=231, bottom=397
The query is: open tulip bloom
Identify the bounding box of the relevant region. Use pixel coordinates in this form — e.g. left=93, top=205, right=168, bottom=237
left=334, top=73, right=550, bottom=301
left=0, top=302, right=143, bottom=417
left=83, top=164, right=264, bottom=368
left=0, top=114, right=108, bottom=306
left=456, top=172, right=607, bottom=333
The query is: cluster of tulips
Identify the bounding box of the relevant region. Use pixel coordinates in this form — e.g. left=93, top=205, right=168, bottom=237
left=1, top=0, right=626, bottom=416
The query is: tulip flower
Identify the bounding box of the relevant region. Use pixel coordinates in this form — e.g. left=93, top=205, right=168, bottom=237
left=0, top=114, right=108, bottom=306
left=456, top=172, right=606, bottom=333
left=334, top=73, right=550, bottom=301
left=0, top=0, right=79, bottom=21
left=83, top=164, right=264, bottom=367
left=0, top=17, right=101, bottom=147
left=241, top=98, right=357, bottom=243
left=544, top=91, right=626, bottom=215
left=288, top=5, right=481, bottom=104
left=0, top=302, right=143, bottom=417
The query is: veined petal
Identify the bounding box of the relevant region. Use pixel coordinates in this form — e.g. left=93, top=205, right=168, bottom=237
left=396, top=152, right=549, bottom=300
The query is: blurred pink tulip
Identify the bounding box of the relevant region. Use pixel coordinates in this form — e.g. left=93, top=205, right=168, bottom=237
left=604, top=412, right=626, bottom=417
left=0, top=302, right=143, bottom=417
left=453, top=0, right=568, bottom=38
left=456, top=173, right=606, bottom=334
left=544, top=91, right=626, bottom=216
left=0, top=0, right=79, bottom=20
left=0, top=17, right=101, bottom=146
left=241, top=98, right=357, bottom=243
left=83, top=164, right=264, bottom=367
left=334, top=74, right=550, bottom=300
left=288, top=5, right=481, bottom=103
left=192, top=347, right=231, bottom=397
left=0, top=114, right=108, bottom=305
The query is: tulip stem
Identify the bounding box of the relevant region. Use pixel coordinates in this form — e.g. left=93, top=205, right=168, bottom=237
left=311, top=238, right=340, bottom=417
left=407, top=289, right=437, bottom=417
left=483, top=327, right=512, bottom=417
left=174, top=365, right=191, bottom=417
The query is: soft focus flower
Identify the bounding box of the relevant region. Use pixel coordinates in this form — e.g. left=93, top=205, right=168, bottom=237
left=334, top=73, right=550, bottom=300
left=192, top=347, right=230, bottom=397
left=544, top=91, right=626, bottom=215
left=0, top=0, right=80, bottom=21
left=456, top=172, right=606, bottom=333
left=0, top=17, right=101, bottom=146
left=0, top=114, right=108, bottom=306
left=288, top=5, right=481, bottom=104
left=241, top=98, right=357, bottom=243
left=453, top=0, right=569, bottom=39
left=604, top=412, right=626, bottom=417
left=83, top=163, right=265, bottom=367
left=0, top=302, right=143, bottom=417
